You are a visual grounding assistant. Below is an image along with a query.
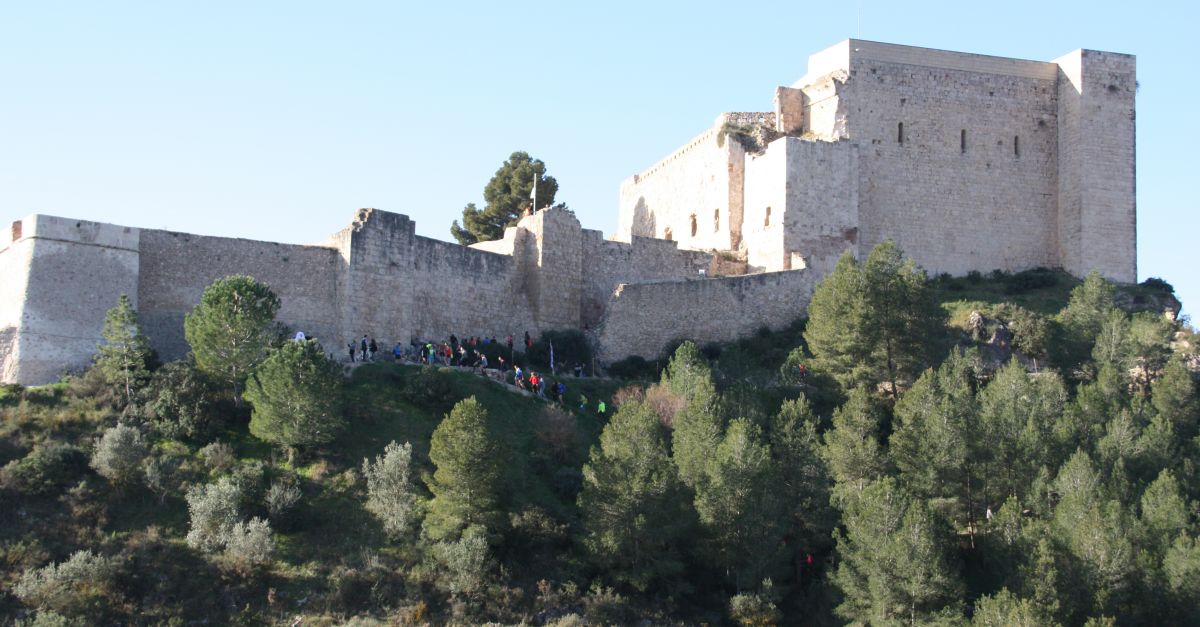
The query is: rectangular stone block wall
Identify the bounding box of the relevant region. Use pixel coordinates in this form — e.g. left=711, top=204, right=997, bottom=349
left=743, top=140, right=789, bottom=270
left=579, top=230, right=711, bottom=328
left=1056, top=50, right=1136, bottom=283
left=594, top=269, right=815, bottom=362
left=844, top=54, right=1062, bottom=276
left=137, top=229, right=343, bottom=361
left=616, top=125, right=740, bottom=250
left=781, top=138, right=860, bottom=275
left=3, top=216, right=141, bottom=384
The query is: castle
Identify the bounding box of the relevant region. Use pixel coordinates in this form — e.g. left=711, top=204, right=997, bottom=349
left=0, top=40, right=1136, bottom=385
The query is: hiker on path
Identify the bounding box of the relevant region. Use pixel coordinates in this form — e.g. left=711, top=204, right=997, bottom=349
left=348, top=343, right=356, bottom=363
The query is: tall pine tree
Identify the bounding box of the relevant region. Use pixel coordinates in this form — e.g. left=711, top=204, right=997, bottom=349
left=578, top=400, right=693, bottom=592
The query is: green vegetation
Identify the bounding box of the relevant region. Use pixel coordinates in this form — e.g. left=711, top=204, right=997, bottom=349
left=183, top=275, right=281, bottom=399
left=450, top=151, right=561, bottom=245
left=1, top=257, right=1198, bottom=624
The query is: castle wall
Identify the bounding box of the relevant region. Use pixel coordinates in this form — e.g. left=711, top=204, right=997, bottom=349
left=1055, top=50, right=1137, bottom=282
left=743, top=137, right=860, bottom=275
left=579, top=230, right=711, bottom=328
left=838, top=44, right=1063, bottom=276
left=136, top=229, right=343, bottom=361
left=594, top=269, right=815, bottom=361
left=1, top=216, right=141, bottom=384
left=616, top=124, right=743, bottom=250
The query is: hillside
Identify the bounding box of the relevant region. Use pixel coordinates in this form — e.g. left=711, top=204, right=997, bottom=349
left=0, top=266, right=1196, bottom=625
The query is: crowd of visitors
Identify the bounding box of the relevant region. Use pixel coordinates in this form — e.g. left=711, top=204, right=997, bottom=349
left=335, top=330, right=606, bottom=412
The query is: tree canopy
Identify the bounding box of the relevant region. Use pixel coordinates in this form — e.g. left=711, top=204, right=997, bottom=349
left=803, top=241, right=943, bottom=402
left=450, top=151, right=559, bottom=244
left=183, top=275, right=281, bottom=399
left=245, top=339, right=344, bottom=454
left=94, top=294, right=152, bottom=407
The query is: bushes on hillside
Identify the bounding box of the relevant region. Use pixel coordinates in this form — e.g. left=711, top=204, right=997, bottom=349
left=1, top=441, right=88, bottom=495
left=90, top=424, right=148, bottom=489
left=363, top=440, right=423, bottom=541
left=13, top=550, right=119, bottom=617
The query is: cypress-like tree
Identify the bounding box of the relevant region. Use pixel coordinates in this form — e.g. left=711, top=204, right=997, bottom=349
left=694, top=418, right=787, bottom=591
left=662, top=342, right=724, bottom=490
left=804, top=242, right=942, bottom=401
left=184, top=275, right=281, bottom=400
left=822, top=387, right=887, bottom=503
left=769, top=396, right=836, bottom=569
left=423, top=397, right=507, bottom=542
left=832, top=477, right=964, bottom=624
left=1056, top=271, right=1117, bottom=371
left=891, top=349, right=981, bottom=536
left=978, top=360, right=1067, bottom=505
left=245, top=339, right=344, bottom=455
left=578, top=400, right=693, bottom=592
left=1152, top=356, right=1198, bottom=441
left=94, top=294, right=152, bottom=407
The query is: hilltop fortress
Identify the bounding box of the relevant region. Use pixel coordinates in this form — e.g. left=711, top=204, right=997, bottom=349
left=0, top=40, right=1136, bottom=385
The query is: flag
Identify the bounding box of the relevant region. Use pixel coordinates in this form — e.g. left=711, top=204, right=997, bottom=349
left=530, top=173, right=537, bottom=210
left=549, top=340, right=555, bottom=372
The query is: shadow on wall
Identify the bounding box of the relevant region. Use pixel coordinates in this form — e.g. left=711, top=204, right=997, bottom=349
left=0, top=324, right=16, bottom=377
left=632, top=197, right=655, bottom=238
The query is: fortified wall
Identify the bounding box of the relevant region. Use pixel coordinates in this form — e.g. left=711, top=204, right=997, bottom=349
left=1, top=39, right=1138, bottom=385
left=618, top=39, right=1136, bottom=283
left=0, top=208, right=790, bottom=385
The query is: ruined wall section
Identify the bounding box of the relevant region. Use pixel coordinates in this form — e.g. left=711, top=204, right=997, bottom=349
left=137, top=229, right=342, bottom=361
left=1055, top=50, right=1136, bottom=282
left=616, top=123, right=743, bottom=251
left=579, top=230, right=711, bottom=328
left=1, top=216, right=141, bottom=384
left=743, top=138, right=859, bottom=274
left=343, top=209, right=545, bottom=348
left=840, top=44, right=1062, bottom=276
left=594, top=269, right=814, bottom=361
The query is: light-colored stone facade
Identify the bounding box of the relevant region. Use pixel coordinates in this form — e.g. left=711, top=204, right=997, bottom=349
left=0, top=40, right=1137, bottom=385
left=618, top=39, right=1136, bottom=282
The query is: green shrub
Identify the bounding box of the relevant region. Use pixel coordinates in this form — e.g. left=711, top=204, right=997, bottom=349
left=527, top=329, right=592, bottom=373
left=185, top=477, right=242, bottom=553
left=221, top=517, right=274, bottom=575
left=1, top=441, right=88, bottom=496
left=148, top=360, right=223, bottom=442
left=605, top=355, right=658, bottom=380
left=90, top=424, right=148, bottom=488
left=1004, top=267, right=1061, bottom=293
left=403, top=366, right=458, bottom=412
left=362, top=440, right=422, bottom=541
left=12, top=550, right=119, bottom=617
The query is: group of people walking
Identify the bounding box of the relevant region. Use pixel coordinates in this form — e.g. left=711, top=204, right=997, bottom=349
left=346, top=335, right=378, bottom=363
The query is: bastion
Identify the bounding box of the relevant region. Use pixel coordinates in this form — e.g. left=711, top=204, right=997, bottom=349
left=0, top=39, right=1136, bottom=385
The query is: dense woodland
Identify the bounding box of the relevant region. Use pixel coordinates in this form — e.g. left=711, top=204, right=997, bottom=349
left=1, top=242, right=1197, bottom=626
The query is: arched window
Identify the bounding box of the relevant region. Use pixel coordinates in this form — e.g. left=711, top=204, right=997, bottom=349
left=713, top=208, right=720, bottom=232
left=764, top=206, right=772, bottom=227
left=689, top=215, right=698, bottom=237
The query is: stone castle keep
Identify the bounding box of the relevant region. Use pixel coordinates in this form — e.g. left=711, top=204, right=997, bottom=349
left=0, top=40, right=1136, bottom=385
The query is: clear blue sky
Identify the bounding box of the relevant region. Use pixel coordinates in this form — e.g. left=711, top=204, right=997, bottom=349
left=2, top=1, right=1196, bottom=315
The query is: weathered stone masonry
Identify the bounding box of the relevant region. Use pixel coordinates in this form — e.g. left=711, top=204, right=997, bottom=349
left=0, top=40, right=1137, bottom=384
